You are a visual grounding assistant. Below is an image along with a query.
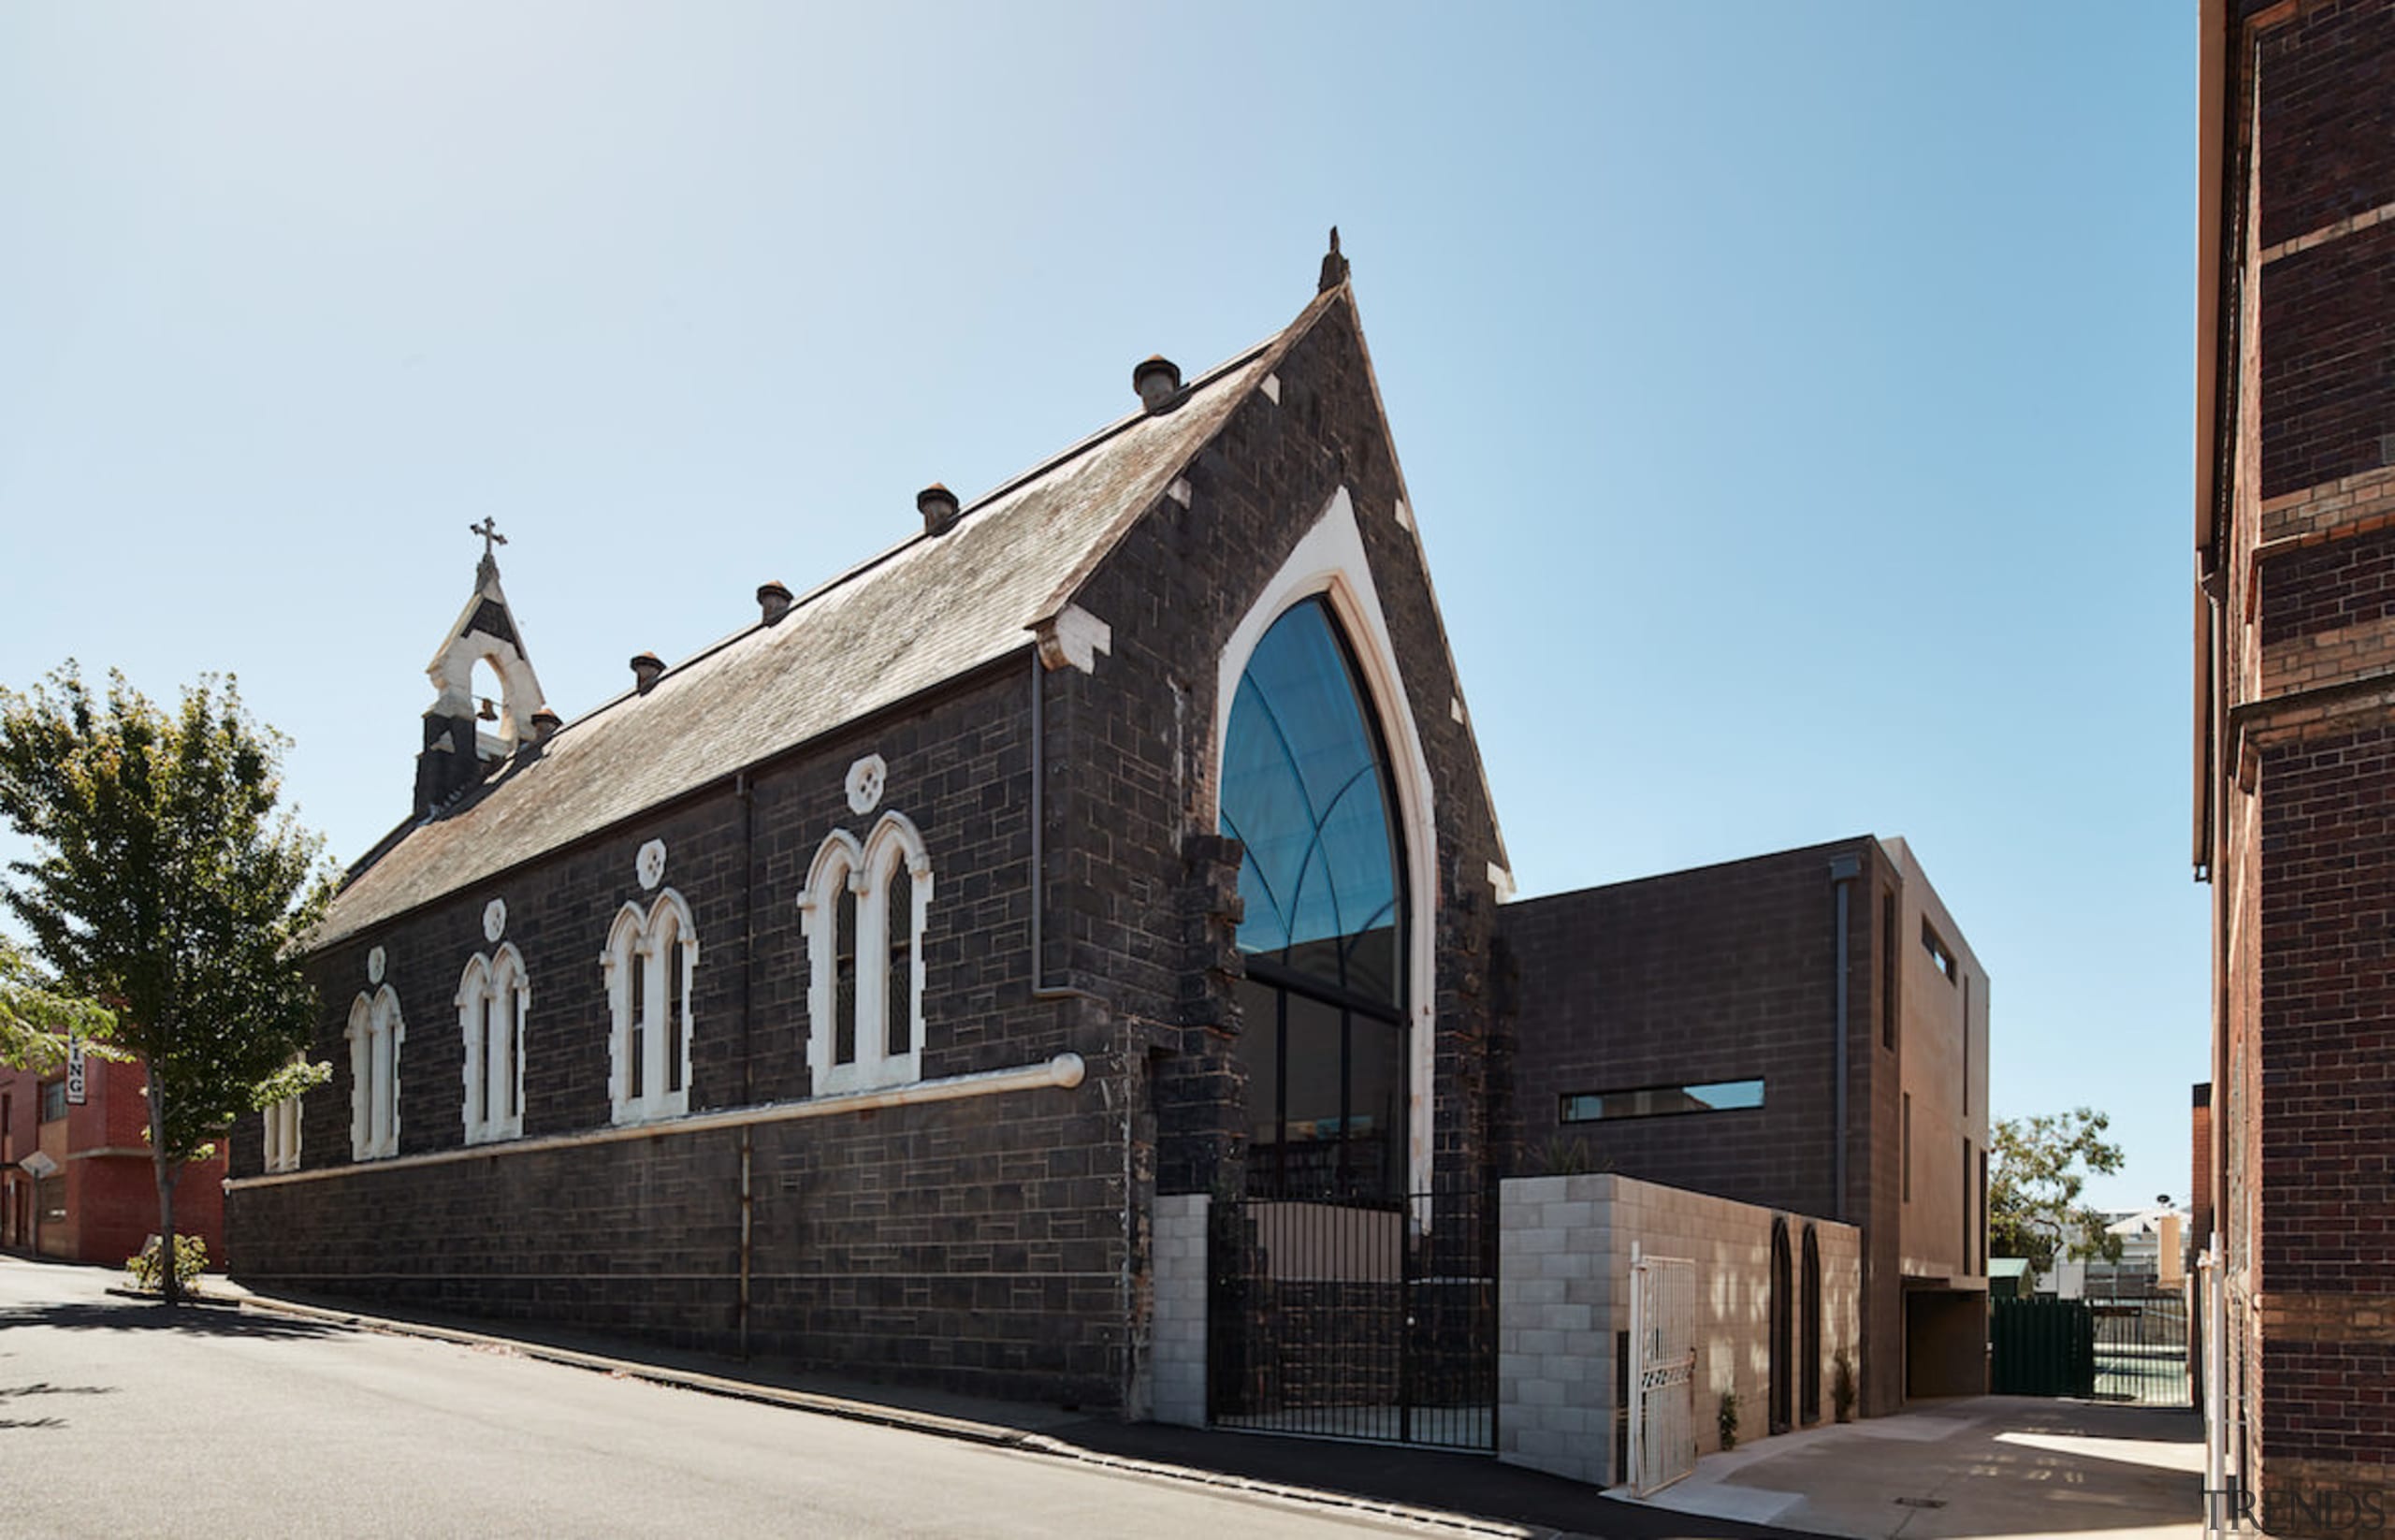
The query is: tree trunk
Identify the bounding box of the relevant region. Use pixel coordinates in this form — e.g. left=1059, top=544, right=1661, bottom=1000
left=147, top=1068, right=181, bottom=1307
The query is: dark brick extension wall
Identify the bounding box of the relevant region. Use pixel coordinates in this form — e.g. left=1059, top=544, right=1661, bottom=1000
left=1498, top=838, right=1890, bottom=1215
left=1497, top=835, right=1909, bottom=1415
left=231, top=288, right=1513, bottom=1416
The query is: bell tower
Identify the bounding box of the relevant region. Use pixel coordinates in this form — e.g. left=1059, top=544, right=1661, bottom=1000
left=414, top=519, right=550, bottom=819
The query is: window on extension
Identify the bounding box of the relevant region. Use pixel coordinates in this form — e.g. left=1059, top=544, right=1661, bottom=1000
left=1560, top=1078, right=1765, bottom=1124
left=1921, top=920, right=1957, bottom=982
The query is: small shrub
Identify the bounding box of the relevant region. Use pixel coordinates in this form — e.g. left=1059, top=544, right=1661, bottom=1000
left=1718, top=1387, right=1740, bottom=1450
left=127, top=1234, right=208, bottom=1294
left=1832, top=1347, right=1857, bottom=1423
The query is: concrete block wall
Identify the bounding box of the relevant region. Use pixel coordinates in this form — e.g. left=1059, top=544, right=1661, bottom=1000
left=1498, top=1174, right=1614, bottom=1485
left=1499, top=1173, right=1860, bottom=1489
left=1149, top=1194, right=1209, bottom=1427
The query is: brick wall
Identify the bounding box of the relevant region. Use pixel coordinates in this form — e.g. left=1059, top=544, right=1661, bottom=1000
left=231, top=289, right=1514, bottom=1417
left=1500, top=840, right=1878, bottom=1220
left=1498, top=835, right=1984, bottom=1419
left=2254, top=0, right=2395, bottom=253
left=0, top=1058, right=225, bottom=1267
left=1084, top=299, right=1511, bottom=1206
left=2256, top=725, right=2395, bottom=1302
left=234, top=663, right=1146, bottom=1405
left=2202, top=0, right=2395, bottom=1518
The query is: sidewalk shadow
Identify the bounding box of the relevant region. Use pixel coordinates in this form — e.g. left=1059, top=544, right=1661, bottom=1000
left=0, top=1299, right=345, bottom=1342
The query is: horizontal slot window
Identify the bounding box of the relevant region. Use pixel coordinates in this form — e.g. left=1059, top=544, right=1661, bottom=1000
left=1560, top=1078, right=1764, bottom=1123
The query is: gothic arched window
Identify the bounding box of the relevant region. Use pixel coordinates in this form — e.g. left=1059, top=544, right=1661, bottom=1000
left=1221, top=596, right=1407, bottom=1201
left=457, top=944, right=529, bottom=1144
left=803, top=812, right=930, bottom=1096
left=603, top=890, right=696, bottom=1125
left=346, top=985, right=405, bottom=1160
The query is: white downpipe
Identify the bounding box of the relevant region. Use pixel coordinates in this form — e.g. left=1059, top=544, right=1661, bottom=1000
left=2201, top=1233, right=2227, bottom=1534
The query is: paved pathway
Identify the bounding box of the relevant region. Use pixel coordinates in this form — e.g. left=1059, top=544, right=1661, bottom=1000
left=1606, top=1395, right=2204, bottom=1540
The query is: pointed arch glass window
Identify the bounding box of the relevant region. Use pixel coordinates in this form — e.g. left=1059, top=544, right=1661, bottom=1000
left=1220, top=597, right=1406, bottom=1200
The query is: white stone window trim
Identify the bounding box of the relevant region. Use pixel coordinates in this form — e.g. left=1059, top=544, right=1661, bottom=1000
left=800, top=810, right=931, bottom=1097
left=456, top=942, right=529, bottom=1145
left=1209, top=484, right=1441, bottom=1201
left=602, top=887, right=697, bottom=1125
left=346, top=984, right=405, bottom=1161
left=262, top=1055, right=304, bottom=1174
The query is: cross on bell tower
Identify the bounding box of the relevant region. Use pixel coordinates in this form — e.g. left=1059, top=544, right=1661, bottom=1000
left=414, top=516, right=549, bottom=820
left=471, top=516, right=508, bottom=585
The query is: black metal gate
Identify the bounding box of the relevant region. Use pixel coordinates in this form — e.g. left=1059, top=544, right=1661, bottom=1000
left=1207, top=1184, right=1496, bottom=1449
left=1990, top=1286, right=2192, bottom=1406
left=2090, top=1286, right=2192, bottom=1405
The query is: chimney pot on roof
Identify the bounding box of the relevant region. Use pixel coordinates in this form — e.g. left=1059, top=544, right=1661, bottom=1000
left=757, top=579, right=793, bottom=625
left=630, top=652, right=664, bottom=695
left=918, top=483, right=961, bottom=537
left=529, top=707, right=562, bottom=744
left=1134, top=355, right=1183, bottom=414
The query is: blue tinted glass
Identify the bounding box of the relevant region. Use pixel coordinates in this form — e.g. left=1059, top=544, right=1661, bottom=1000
left=1220, top=598, right=1401, bottom=1005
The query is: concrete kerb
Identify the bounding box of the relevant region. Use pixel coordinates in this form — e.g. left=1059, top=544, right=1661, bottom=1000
left=233, top=1293, right=1031, bottom=1449
left=230, top=1292, right=1554, bottom=1540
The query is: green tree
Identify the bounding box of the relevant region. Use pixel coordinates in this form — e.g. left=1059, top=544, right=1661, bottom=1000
left=0, top=665, right=331, bottom=1303
left=0, top=935, right=116, bottom=1069
left=1989, top=1107, right=2126, bottom=1284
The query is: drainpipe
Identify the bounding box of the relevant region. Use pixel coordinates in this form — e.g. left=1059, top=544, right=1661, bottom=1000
left=735, top=768, right=755, bottom=1359
left=1028, top=650, right=1103, bottom=1004
left=1828, top=853, right=1861, bottom=1224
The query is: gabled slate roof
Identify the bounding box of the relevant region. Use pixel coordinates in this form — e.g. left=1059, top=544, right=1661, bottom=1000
left=312, top=294, right=1335, bottom=949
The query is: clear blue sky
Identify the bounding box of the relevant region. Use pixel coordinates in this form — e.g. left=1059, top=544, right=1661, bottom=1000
left=0, top=3, right=2202, bottom=1212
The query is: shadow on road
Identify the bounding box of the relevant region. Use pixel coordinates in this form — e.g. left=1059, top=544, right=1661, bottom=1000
left=1052, top=1419, right=1807, bottom=1539
left=0, top=1300, right=346, bottom=1342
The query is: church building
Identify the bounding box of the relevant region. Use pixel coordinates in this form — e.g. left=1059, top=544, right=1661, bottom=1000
left=226, top=243, right=1517, bottom=1417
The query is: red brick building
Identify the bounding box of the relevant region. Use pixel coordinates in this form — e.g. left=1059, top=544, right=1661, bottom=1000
left=2193, top=0, right=2395, bottom=1523
left=0, top=1054, right=226, bottom=1268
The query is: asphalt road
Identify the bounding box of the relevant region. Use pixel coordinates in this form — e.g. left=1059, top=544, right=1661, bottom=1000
left=0, top=1257, right=1456, bottom=1540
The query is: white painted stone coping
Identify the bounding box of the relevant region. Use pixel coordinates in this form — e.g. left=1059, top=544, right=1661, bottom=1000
left=225, top=1053, right=1086, bottom=1190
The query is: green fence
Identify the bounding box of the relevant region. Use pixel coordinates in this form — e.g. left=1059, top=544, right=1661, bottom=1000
left=1989, top=1297, right=2095, bottom=1397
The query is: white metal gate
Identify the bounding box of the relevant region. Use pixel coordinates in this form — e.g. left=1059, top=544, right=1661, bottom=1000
left=1626, top=1249, right=1697, bottom=1496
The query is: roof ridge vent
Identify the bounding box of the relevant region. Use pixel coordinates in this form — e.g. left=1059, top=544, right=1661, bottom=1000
left=1133, top=355, right=1183, bottom=414
left=918, top=483, right=961, bottom=537
left=630, top=652, right=664, bottom=695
